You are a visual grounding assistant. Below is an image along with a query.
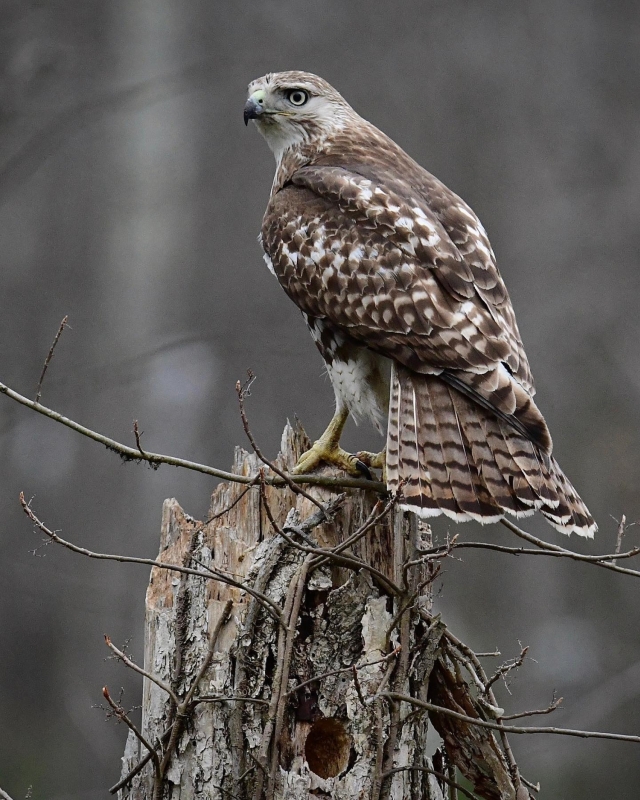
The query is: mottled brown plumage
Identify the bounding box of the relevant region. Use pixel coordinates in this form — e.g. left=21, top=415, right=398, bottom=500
left=246, top=71, right=596, bottom=537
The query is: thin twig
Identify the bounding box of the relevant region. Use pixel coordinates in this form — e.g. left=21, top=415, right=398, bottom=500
left=194, top=695, right=269, bottom=706
left=500, top=518, right=640, bottom=579
left=252, top=556, right=310, bottom=800
left=307, top=499, right=395, bottom=576
left=381, top=766, right=479, bottom=799
left=455, top=540, right=640, bottom=563
left=521, top=776, right=541, bottom=793
left=315, top=494, right=397, bottom=561
left=183, top=599, right=233, bottom=710
left=236, top=765, right=257, bottom=784
left=105, top=636, right=179, bottom=706
left=157, top=600, right=233, bottom=789
left=502, top=694, right=563, bottom=721
left=237, top=374, right=332, bottom=515
left=261, top=483, right=401, bottom=596
left=1, top=379, right=385, bottom=491
left=35, top=315, right=69, bottom=404
left=266, top=557, right=312, bottom=800
left=381, top=693, right=640, bottom=743
left=19, top=493, right=283, bottom=622
left=0, top=788, right=15, bottom=800
left=206, top=480, right=259, bottom=522
left=206, top=782, right=244, bottom=800
left=102, top=686, right=161, bottom=774
left=133, top=419, right=146, bottom=455
left=109, top=725, right=173, bottom=794
left=286, top=648, right=401, bottom=697
left=283, top=493, right=347, bottom=546
left=370, top=697, right=385, bottom=800
left=352, top=664, right=367, bottom=708
left=612, top=514, right=627, bottom=566
left=485, top=645, right=529, bottom=694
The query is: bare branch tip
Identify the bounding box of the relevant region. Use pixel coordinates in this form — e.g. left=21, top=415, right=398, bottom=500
left=35, top=315, right=71, bottom=404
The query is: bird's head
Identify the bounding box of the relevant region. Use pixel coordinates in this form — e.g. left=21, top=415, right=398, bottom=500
left=244, top=71, right=356, bottom=161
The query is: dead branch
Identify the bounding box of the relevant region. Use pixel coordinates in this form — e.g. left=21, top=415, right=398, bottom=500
left=155, top=599, right=233, bottom=799
left=19, top=492, right=283, bottom=622
left=611, top=514, right=635, bottom=566
left=500, top=519, right=640, bottom=579
left=110, top=729, right=172, bottom=794
left=282, top=493, right=347, bottom=546
left=501, top=694, right=563, bottom=721
left=455, top=540, right=640, bottom=564
left=434, top=618, right=525, bottom=788
left=35, top=315, right=69, bottom=404
left=194, top=695, right=270, bottom=706
left=485, top=645, right=529, bottom=694
left=105, top=636, right=179, bottom=707
left=381, top=693, right=640, bottom=743
left=266, top=558, right=311, bottom=800
left=133, top=419, right=146, bottom=455
left=458, top=539, right=640, bottom=562
left=251, top=556, right=312, bottom=800
left=285, top=647, right=401, bottom=698
left=182, top=599, right=234, bottom=710
left=237, top=374, right=330, bottom=514
left=1, top=379, right=385, bottom=491
left=381, top=766, right=480, bottom=799
left=370, top=697, right=385, bottom=800
left=102, top=686, right=161, bottom=777
left=308, top=494, right=398, bottom=569
left=260, top=481, right=402, bottom=595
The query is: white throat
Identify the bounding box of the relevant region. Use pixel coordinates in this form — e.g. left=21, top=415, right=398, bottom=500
left=257, top=121, right=307, bottom=166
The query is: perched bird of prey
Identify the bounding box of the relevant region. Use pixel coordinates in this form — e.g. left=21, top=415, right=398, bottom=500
left=244, top=71, right=596, bottom=538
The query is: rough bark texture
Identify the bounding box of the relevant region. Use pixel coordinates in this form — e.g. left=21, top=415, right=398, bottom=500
left=117, top=423, right=526, bottom=800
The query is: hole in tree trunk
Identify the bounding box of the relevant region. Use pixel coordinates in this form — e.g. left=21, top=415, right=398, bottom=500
left=304, top=717, right=352, bottom=779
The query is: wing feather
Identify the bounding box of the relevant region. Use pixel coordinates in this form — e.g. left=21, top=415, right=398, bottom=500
left=262, top=158, right=550, bottom=451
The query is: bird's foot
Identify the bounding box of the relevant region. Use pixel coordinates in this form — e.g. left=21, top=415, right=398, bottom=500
left=356, top=449, right=387, bottom=482
left=291, top=440, right=371, bottom=478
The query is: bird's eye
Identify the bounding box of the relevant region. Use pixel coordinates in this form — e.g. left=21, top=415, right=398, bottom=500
left=287, top=89, right=308, bottom=106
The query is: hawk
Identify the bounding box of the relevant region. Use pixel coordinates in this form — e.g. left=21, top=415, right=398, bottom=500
left=244, top=71, right=596, bottom=538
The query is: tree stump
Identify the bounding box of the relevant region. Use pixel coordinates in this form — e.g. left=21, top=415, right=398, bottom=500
left=116, top=422, right=525, bottom=800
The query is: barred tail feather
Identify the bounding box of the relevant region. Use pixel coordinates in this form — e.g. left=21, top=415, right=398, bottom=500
left=386, top=365, right=596, bottom=538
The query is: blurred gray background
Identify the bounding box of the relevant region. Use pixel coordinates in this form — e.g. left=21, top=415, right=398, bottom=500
left=1, top=1, right=639, bottom=797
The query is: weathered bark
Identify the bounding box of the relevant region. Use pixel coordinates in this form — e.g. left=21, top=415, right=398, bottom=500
left=116, top=423, right=527, bottom=800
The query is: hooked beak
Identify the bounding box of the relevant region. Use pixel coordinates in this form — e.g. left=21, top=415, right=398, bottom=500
left=244, top=96, right=264, bottom=126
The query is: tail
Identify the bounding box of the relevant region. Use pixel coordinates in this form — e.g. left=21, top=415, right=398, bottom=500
left=386, top=365, right=596, bottom=538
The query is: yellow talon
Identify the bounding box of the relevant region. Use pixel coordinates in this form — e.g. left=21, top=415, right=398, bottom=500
left=291, top=441, right=363, bottom=476
left=292, top=407, right=362, bottom=476
left=356, top=448, right=387, bottom=482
